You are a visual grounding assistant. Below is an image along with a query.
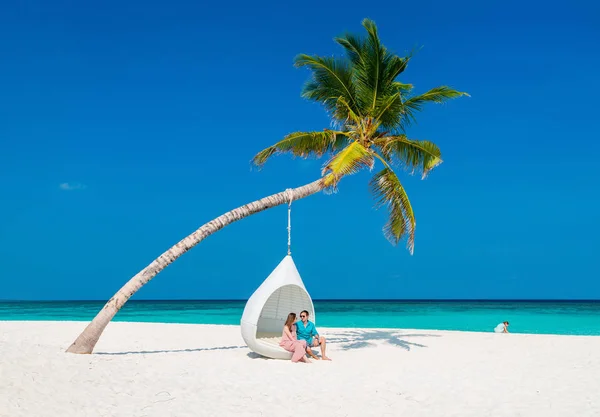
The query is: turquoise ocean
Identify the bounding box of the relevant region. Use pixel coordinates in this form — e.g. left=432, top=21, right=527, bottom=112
left=1, top=300, right=599, bottom=335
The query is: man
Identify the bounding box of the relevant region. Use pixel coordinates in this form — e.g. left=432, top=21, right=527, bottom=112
left=296, top=310, right=331, bottom=360
left=494, top=321, right=509, bottom=333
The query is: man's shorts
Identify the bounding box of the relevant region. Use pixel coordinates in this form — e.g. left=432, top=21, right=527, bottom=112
left=300, top=337, right=320, bottom=347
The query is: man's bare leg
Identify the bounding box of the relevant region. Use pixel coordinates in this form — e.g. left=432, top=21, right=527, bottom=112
left=318, top=336, right=331, bottom=360
left=306, top=346, right=319, bottom=360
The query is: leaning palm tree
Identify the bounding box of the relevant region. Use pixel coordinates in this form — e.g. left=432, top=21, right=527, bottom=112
left=66, top=18, right=467, bottom=354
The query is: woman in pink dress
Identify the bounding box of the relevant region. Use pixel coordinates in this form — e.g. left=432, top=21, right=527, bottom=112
left=279, top=313, right=311, bottom=363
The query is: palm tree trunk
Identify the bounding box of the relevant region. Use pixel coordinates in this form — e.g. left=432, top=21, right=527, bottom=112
left=66, top=178, right=326, bottom=354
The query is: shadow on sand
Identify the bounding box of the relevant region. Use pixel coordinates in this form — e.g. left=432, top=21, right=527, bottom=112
left=246, top=351, right=270, bottom=360
left=327, top=329, right=440, bottom=350
left=95, top=330, right=440, bottom=356
left=246, top=330, right=440, bottom=359
left=95, top=345, right=246, bottom=355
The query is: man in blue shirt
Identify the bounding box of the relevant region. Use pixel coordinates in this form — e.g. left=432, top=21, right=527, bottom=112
left=296, top=310, right=331, bottom=360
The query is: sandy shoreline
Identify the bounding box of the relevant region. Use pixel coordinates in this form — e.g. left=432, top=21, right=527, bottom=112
left=1, top=321, right=599, bottom=417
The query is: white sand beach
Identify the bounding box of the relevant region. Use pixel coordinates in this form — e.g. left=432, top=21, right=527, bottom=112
left=1, top=321, right=599, bottom=417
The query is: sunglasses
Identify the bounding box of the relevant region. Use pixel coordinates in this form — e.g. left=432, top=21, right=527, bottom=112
left=300, top=315, right=307, bottom=318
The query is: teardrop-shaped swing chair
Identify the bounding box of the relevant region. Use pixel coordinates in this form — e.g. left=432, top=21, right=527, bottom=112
left=240, top=190, right=316, bottom=359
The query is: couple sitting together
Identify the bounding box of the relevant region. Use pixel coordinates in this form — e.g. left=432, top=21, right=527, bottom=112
left=279, top=310, right=331, bottom=363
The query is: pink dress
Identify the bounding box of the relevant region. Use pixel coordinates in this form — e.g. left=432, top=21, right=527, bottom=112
left=279, top=324, right=307, bottom=362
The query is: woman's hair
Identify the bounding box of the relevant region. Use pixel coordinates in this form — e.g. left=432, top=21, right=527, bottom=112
left=284, top=313, right=297, bottom=330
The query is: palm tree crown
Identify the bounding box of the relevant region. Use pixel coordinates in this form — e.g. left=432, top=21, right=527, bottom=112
left=253, top=19, right=468, bottom=254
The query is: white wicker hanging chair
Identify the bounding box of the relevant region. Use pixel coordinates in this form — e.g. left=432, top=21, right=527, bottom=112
left=240, top=190, right=316, bottom=359
left=240, top=255, right=315, bottom=359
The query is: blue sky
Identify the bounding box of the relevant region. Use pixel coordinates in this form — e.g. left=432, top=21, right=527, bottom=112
left=1, top=0, right=599, bottom=300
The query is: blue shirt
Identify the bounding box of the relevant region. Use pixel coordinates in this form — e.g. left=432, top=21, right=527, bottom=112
left=296, top=320, right=318, bottom=343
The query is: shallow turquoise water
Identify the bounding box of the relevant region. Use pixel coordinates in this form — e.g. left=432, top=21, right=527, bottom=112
left=1, top=300, right=599, bottom=335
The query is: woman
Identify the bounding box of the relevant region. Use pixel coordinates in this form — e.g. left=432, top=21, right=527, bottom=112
left=279, top=312, right=311, bottom=363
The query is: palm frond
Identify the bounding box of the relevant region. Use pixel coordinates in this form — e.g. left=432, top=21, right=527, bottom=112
left=335, top=96, right=362, bottom=127
left=347, top=19, right=414, bottom=120
left=392, top=81, right=413, bottom=92
left=373, top=92, right=403, bottom=129
left=402, top=86, right=469, bottom=125
left=322, top=141, right=374, bottom=188
left=332, top=131, right=352, bottom=151
left=294, top=54, right=360, bottom=120
left=374, top=135, right=442, bottom=178
left=382, top=55, right=410, bottom=88
left=369, top=168, right=416, bottom=253
left=252, top=130, right=347, bottom=167
left=362, top=19, right=382, bottom=111
left=334, top=33, right=365, bottom=67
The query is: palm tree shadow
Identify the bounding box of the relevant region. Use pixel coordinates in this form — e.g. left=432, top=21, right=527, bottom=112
left=95, top=345, right=246, bottom=355
left=328, top=330, right=440, bottom=351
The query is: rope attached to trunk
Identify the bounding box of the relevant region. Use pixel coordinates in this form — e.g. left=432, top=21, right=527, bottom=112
left=286, top=189, right=293, bottom=255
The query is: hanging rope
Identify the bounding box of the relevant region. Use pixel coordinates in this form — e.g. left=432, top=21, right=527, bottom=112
left=285, top=189, right=294, bottom=255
